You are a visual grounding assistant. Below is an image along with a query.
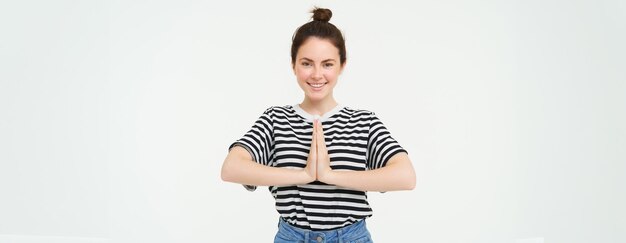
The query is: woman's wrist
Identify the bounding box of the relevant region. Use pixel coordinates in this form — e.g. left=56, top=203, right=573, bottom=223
left=301, top=168, right=316, bottom=184
left=317, top=169, right=335, bottom=184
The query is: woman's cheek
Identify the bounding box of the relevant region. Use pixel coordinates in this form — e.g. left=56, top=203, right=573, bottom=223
left=295, top=68, right=307, bottom=80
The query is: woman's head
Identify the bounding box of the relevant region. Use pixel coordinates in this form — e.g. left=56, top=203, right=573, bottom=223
left=292, top=8, right=346, bottom=104
left=291, top=8, right=346, bottom=67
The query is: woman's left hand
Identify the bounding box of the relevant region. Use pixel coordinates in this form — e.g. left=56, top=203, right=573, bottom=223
left=314, top=119, right=333, bottom=182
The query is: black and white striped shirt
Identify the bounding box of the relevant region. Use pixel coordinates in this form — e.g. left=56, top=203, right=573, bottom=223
left=229, top=104, right=407, bottom=230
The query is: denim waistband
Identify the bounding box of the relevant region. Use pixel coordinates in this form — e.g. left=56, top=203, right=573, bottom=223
left=276, top=217, right=370, bottom=243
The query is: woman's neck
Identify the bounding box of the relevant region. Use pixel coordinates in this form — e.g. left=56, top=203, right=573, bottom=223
left=299, top=97, right=338, bottom=116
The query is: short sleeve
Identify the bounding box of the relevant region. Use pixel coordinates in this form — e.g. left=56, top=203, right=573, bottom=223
left=228, top=107, right=275, bottom=191
left=365, top=112, right=408, bottom=170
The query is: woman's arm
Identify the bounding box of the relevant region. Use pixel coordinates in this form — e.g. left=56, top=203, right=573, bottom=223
left=221, top=146, right=316, bottom=186
left=313, top=119, right=416, bottom=192
left=320, top=152, right=416, bottom=192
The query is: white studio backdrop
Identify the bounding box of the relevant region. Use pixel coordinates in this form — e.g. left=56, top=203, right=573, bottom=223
left=1, top=0, right=625, bottom=242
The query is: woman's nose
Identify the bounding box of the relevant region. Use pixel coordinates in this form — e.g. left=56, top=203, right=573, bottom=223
left=312, top=66, right=323, bottom=79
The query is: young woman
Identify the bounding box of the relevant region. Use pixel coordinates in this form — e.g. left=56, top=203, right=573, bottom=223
left=221, top=7, right=416, bottom=243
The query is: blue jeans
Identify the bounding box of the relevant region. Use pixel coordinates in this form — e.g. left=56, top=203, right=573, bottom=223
left=274, top=218, right=373, bottom=243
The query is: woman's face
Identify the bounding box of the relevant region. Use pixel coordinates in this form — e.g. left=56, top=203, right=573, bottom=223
left=293, top=37, right=344, bottom=103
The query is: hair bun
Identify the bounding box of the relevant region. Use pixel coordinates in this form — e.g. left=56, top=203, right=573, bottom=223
left=311, top=7, right=332, bottom=22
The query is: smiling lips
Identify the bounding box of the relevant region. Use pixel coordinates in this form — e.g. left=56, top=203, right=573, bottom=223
left=308, top=82, right=327, bottom=89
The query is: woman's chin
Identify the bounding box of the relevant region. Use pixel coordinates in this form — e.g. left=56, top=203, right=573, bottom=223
left=305, top=93, right=328, bottom=102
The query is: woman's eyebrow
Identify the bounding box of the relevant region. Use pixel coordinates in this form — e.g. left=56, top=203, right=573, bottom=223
left=298, top=58, right=337, bottom=62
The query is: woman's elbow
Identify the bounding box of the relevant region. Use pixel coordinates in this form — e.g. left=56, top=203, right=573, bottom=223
left=405, top=174, right=416, bottom=190
left=221, top=160, right=236, bottom=182
left=400, top=165, right=416, bottom=190
left=391, top=157, right=416, bottom=190
left=393, top=171, right=415, bottom=191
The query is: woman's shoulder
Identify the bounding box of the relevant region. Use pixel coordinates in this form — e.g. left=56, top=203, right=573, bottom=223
left=341, top=105, right=377, bottom=118
left=260, top=105, right=297, bottom=116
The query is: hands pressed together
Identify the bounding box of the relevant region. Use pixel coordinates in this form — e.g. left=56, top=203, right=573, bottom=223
left=304, top=119, right=333, bottom=183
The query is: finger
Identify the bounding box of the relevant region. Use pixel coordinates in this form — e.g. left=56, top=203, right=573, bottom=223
left=316, top=120, right=326, bottom=150
left=311, top=119, right=317, bottom=152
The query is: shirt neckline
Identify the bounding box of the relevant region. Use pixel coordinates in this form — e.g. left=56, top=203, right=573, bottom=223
left=293, top=103, right=345, bottom=123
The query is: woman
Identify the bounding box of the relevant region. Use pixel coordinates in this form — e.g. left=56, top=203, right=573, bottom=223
left=221, top=7, right=416, bottom=243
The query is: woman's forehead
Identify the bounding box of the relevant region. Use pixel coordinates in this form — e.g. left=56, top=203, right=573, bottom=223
left=297, top=38, right=340, bottom=60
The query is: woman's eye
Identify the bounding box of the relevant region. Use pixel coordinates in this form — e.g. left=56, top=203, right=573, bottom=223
left=301, top=62, right=311, bottom=66
left=324, top=63, right=334, bottom=68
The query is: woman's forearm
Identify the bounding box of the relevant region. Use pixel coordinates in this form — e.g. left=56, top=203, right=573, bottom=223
left=321, top=153, right=415, bottom=192
left=221, top=147, right=313, bottom=186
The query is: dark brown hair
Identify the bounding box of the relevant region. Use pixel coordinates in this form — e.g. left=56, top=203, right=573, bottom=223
left=291, top=7, right=346, bottom=66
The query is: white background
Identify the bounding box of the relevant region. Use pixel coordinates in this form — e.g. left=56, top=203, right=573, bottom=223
left=1, top=0, right=625, bottom=242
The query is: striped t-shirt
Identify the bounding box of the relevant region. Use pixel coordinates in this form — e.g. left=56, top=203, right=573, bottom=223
left=229, top=104, right=407, bottom=230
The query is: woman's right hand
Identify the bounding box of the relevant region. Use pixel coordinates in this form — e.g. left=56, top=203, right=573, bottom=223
left=304, top=119, right=318, bottom=182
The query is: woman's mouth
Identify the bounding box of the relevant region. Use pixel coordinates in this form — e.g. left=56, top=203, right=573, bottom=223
left=308, top=82, right=327, bottom=89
